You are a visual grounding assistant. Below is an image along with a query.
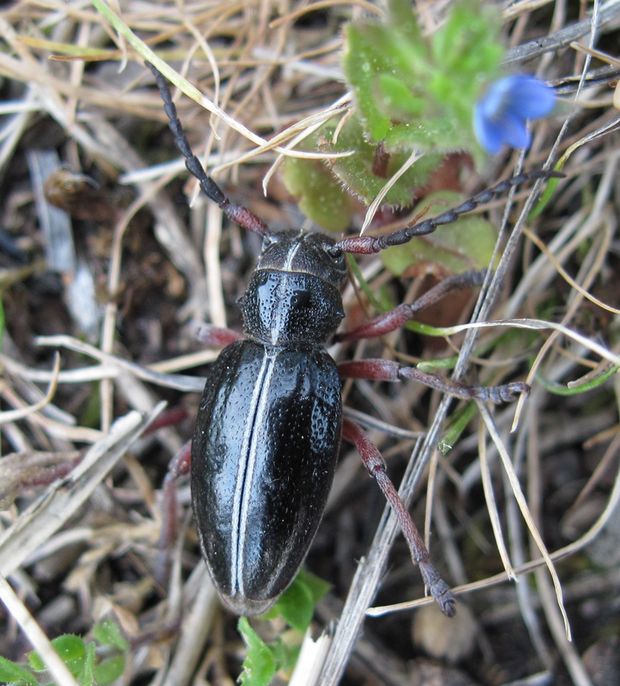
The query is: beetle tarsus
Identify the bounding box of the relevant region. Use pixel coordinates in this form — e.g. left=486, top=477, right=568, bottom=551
left=485, top=380, right=530, bottom=403
left=419, top=562, right=457, bottom=617
left=339, top=359, right=528, bottom=405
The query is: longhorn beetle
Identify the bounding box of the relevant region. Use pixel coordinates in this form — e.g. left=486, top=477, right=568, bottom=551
left=150, top=63, right=554, bottom=617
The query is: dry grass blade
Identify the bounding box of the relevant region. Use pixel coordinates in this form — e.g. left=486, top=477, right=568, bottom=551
left=368, top=451, right=620, bottom=617
left=261, top=95, right=352, bottom=193
left=0, top=353, right=60, bottom=424
left=478, top=421, right=516, bottom=581
left=0, top=576, right=80, bottom=686
left=523, top=222, right=620, bottom=316
left=319, top=400, right=454, bottom=684
left=477, top=402, right=571, bottom=640
left=91, top=0, right=353, bottom=163
left=364, top=315, right=620, bottom=373
left=0, top=404, right=165, bottom=577
left=35, top=335, right=206, bottom=392
left=161, top=567, right=219, bottom=686
left=359, top=149, right=423, bottom=235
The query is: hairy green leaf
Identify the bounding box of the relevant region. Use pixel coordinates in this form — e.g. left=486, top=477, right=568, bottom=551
left=93, top=619, right=128, bottom=652
left=0, top=657, right=37, bottom=686
left=282, top=156, right=354, bottom=232
left=29, top=635, right=86, bottom=675
left=93, top=656, right=126, bottom=685
left=237, top=618, right=277, bottom=686
left=327, top=116, right=442, bottom=207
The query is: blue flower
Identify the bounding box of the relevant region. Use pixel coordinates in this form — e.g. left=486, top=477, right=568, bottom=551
left=474, top=75, right=556, bottom=154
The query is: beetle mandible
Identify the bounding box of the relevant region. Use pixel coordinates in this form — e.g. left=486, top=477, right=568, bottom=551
left=149, top=63, right=550, bottom=618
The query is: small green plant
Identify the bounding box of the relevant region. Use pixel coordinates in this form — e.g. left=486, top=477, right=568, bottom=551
left=0, top=619, right=129, bottom=686
left=237, top=570, right=330, bottom=686
left=343, top=0, right=503, bottom=157
left=282, top=0, right=505, bottom=234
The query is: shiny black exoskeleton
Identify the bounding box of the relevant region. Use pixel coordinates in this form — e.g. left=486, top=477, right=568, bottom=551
left=191, top=231, right=348, bottom=614
left=150, top=62, right=556, bottom=617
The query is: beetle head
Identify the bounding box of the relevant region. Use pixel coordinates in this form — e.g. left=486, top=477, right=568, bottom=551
left=256, top=230, right=347, bottom=288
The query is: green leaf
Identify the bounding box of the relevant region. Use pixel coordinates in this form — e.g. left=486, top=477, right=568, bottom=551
left=0, top=657, right=38, bottom=685
left=271, top=577, right=314, bottom=633
left=347, top=254, right=383, bottom=311
left=92, top=656, right=126, bottom=685
left=529, top=170, right=562, bottom=220
left=53, top=635, right=87, bottom=675
left=385, top=117, right=459, bottom=153
left=343, top=23, right=395, bottom=141
left=537, top=365, right=619, bottom=396
left=433, top=0, right=502, bottom=75
left=380, top=191, right=498, bottom=276
left=344, top=20, right=428, bottom=142
left=261, top=570, right=330, bottom=633
left=29, top=635, right=86, bottom=675
left=387, top=0, right=422, bottom=43
left=327, top=116, right=442, bottom=206
left=438, top=402, right=478, bottom=454
left=377, top=74, right=425, bottom=118
left=269, top=639, right=300, bottom=674
left=347, top=255, right=396, bottom=317
left=93, top=619, right=129, bottom=652
left=295, top=569, right=331, bottom=605
left=78, top=642, right=95, bottom=686
left=281, top=156, right=355, bottom=232
left=237, top=618, right=277, bottom=686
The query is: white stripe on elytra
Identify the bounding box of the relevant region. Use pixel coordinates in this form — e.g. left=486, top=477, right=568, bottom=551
left=270, top=240, right=303, bottom=345
left=230, top=351, right=278, bottom=596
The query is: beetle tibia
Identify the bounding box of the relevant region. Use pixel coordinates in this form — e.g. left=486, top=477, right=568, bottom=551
left=342, top=419, right=456, bottom=617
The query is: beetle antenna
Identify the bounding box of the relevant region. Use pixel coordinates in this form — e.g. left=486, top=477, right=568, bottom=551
left=336, top=169, right=564, bottom=254
left=148, top=62, right=270, bottom=237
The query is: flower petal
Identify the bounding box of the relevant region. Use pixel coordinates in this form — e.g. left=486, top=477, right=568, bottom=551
left=476, top=77, right=512, bottom=120
left=504, top=75, right=556, bottom=119
left=473, top=104, right=505, bottom=154
left=497, top=112, right=531, bottom=149
left=474, top=74, right=555, bottom=153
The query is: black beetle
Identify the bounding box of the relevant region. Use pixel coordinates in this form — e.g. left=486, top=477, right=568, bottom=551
left=192, top=231, right=347, bottom=615
left=149, top=63, right=554, bottom=617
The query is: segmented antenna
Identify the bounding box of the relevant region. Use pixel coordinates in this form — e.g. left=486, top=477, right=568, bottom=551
left=336, top=170, right=563, bottom=254
left=148, top=63, right=270, bottom=237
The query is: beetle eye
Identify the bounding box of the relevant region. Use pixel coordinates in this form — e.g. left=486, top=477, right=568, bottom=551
left=327, top=245, right=342, bottom=259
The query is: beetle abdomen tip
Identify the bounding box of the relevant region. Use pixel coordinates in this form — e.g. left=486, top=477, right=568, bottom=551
left=222, top=593, right=276, bottom=617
